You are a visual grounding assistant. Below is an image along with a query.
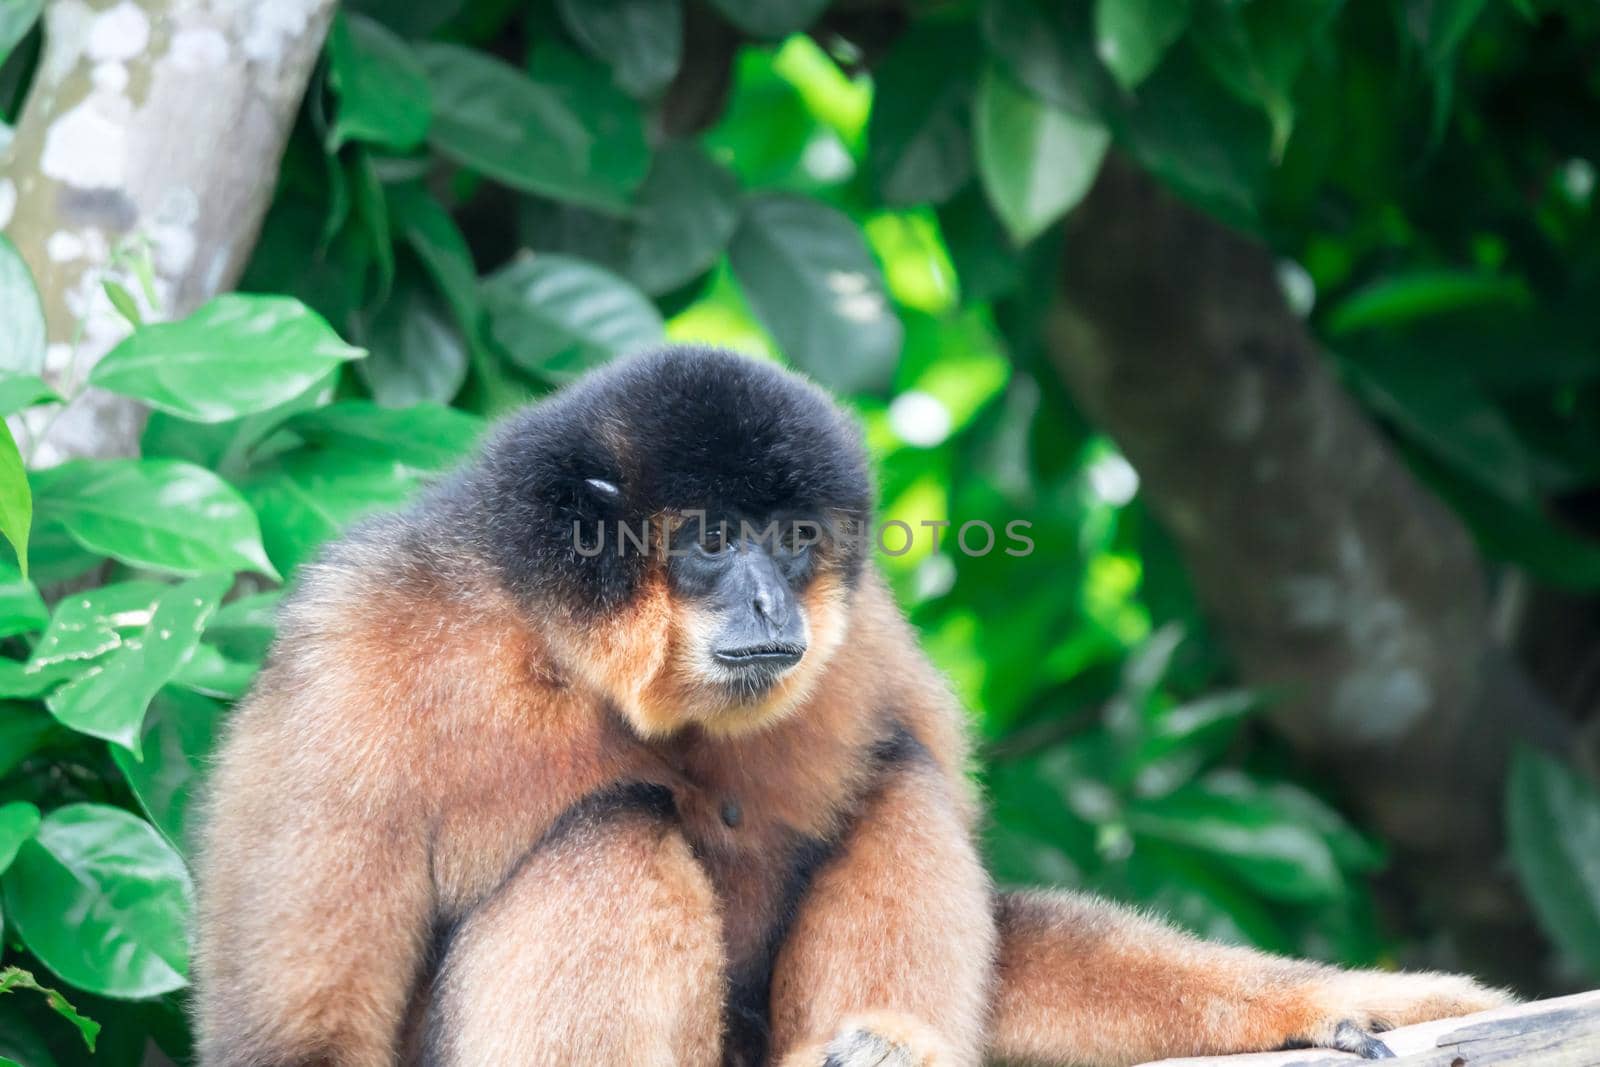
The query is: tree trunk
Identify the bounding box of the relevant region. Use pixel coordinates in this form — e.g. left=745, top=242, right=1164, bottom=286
left=1048, top=155, right=1570, bottom=984
left=0, top=0, right=336, bottom=463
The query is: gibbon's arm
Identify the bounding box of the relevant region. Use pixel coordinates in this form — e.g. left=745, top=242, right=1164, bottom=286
left=768, top=739, right=997, bottom=1066
left=988, top=890, right=1512, bottom=1066
left=419, top=784, right=725, bottom=1066
left=192, top=684, right=434, bottom=1067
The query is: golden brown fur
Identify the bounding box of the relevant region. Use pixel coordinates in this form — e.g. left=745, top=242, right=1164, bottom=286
left=194, top=352, right=1508, bottom=1067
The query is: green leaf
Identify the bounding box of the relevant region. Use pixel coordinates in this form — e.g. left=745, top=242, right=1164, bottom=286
left=243, top=449, right=424, bottom=574
left=101, top=280, right=142, bottom=326
left=170, top=642, right=257, bottom=700
left=707, top=0, right=827, bottom=37
left=0, top=966, right=99, bottom=1052
left=1191, top=0, right=1339, bottom=157
left=622, top=143, right=742, bottom=295
left=482, top=253, right=663, bottom=383
left=1406, top=0, right=1489, bottom=68
left=981, top=0, right=1118, bottom=118
left=975, top=67, right=1110, bottom=245
left=1508, top=748, right=1600, bottom=978
left=34, top=460, right=278, bottom=579
left=1326, top=271, right=1532, bottom=336
left=141, top=368, right=337, bottom=479
left=27, top=582, right=165, bottom=673
left=326, top=12, right=432, bottom=151
left=0, top=802, right=39, bottom=874
left=0, top=0, right=43, bottom=69
left=285, top=401, right=483, bottom=470
left=0, top=373, right=60, bottom=416
left=1126, top=778, right=1345, bottom=902
left=0, top=421, right=28, bottom=578
left=0, top=236, right=45, bottom=376
left=728, top=195, right=902, bottom=394
left=354, top=269, right=469, bottom=407
left=112, top=688, right=226, bottom=854
left=89, top=294, right=364, bottom=423
left=3, top=804, right=192, bottom=998
left=0, top=705, right=56, bottom=779
left=204, top=591, right=279, bottom=666
left=1095, top=0, right=1190, bottom=90
left=47, top=575, right=230, bottom=756
left=556, top=0, right=682, bottom=98
left=867, top=21, right=979, bottom=206
left=389, top=185, right=482, bottom=340
left=420, top=42, right=649, bottom=213
left=0, top=559, right=45, bottom=638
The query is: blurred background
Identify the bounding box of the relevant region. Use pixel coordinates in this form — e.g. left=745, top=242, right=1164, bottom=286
left=0, top=0, right=1599, bottom=1062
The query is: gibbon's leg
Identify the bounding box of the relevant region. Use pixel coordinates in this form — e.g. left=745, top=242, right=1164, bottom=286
left=769, top=757, right=997, bottom=1067
left=419, top=785, right=726, bottom=1067
left=988, top=889, right=1513, bottom=1066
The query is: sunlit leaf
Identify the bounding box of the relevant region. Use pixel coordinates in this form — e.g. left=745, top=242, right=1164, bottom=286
left=0, top=421, right=28, bottom=578
left=3, top=804, right=192, bottom=998
left=0, top=373, right=60, bottom=416
left=243, top=449, right=425, bottom=574
left=0, top=802, right=38, bottom=874
left=47, top=574, right=230, bottom=756
left=0, top=966, right=98, bottom=1052
left=33, top=460, right=278, bottom=579
left=90, top=295, right=364, bottom=422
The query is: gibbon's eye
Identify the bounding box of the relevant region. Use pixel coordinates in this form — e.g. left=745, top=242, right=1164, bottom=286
left=697, top=525, right=730, bottom=555
left=780, top=522, right=819, bottom=555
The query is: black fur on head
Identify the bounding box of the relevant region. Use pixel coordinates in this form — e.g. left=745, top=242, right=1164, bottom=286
left=449, top=346, right=874, bottom=614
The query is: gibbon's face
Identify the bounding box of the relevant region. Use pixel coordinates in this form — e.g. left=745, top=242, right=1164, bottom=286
left=470, top=346, right=873, bottom=738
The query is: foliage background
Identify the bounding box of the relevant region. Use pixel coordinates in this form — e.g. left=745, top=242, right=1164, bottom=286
left=0, top=0, right=1599, bottom=1062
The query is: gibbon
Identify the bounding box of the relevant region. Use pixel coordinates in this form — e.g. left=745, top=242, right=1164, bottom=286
left=194, top=346, right=1506, bottom=1067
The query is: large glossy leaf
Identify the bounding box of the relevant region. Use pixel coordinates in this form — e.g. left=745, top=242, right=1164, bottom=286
left=286, top=401, right=483, bottom=470
left=112, top=688, right=226, bottom=854
left=981, top=0, right=1118, bottom=118
left=1508, top=749, right=1600, bottom=977
left=0, top=0, right=42, bottom=69
left=1095, top=0, right=1190, bottom=90
left=354, top=270, right=469, bottom=407
left=0, top=421, right=29, bottom=578
left=482, top=253, right=663, bottom=383
left=0, top=561, right=46, bottom=638
left=623, top=143, right=742, bottom=295
left=1126, top=778, right=1344, bottom=902
left=728, top=195, right=902, bottom=394
left=244, top=449, right=425, bottom=574
left=89, top=295, right=364, bottom=422
left=556, top=0, right=682, bottom=97
left=33, top=460, right=278, bottom=579
left=975, top=67, right=1110, bottom=245
left=27, top=582, right=165, bottom=673
left=47, top=575, right=230, bottom=756
left=0, top=236, right=45, bottom=375
left=867, top=21, right=978, bottom=206
left=204, top=591, right=280, bottom=666
left=326, top=12, right=431, bottom=151
left=3, top=804, right=192, bottom=998
left=707, top=0, right=827, bottom=37
left=420, top=42, right=649, bottom=212
left=0, top=802, right=38, bottom=874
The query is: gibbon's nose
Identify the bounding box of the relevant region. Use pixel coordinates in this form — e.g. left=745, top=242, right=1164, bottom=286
left=713, top=549, right=806, bottom=671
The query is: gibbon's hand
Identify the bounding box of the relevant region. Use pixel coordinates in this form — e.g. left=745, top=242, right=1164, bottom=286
left=785, top=1011, right=959, bottom=1067
left=1294, top=970, right=1514, bottom=1059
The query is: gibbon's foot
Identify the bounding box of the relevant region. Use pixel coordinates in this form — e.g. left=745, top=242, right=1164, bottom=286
left=789, top=1011, right=959, bottom=1067
left=1291, top=970, right=1513, bottom=1059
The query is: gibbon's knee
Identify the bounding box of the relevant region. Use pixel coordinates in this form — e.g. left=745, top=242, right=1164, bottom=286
left=420, top=784, right=726, bottom=1067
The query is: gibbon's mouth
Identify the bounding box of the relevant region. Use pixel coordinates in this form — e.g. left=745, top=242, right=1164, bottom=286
left=713, top=642, right=806, bottom=671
